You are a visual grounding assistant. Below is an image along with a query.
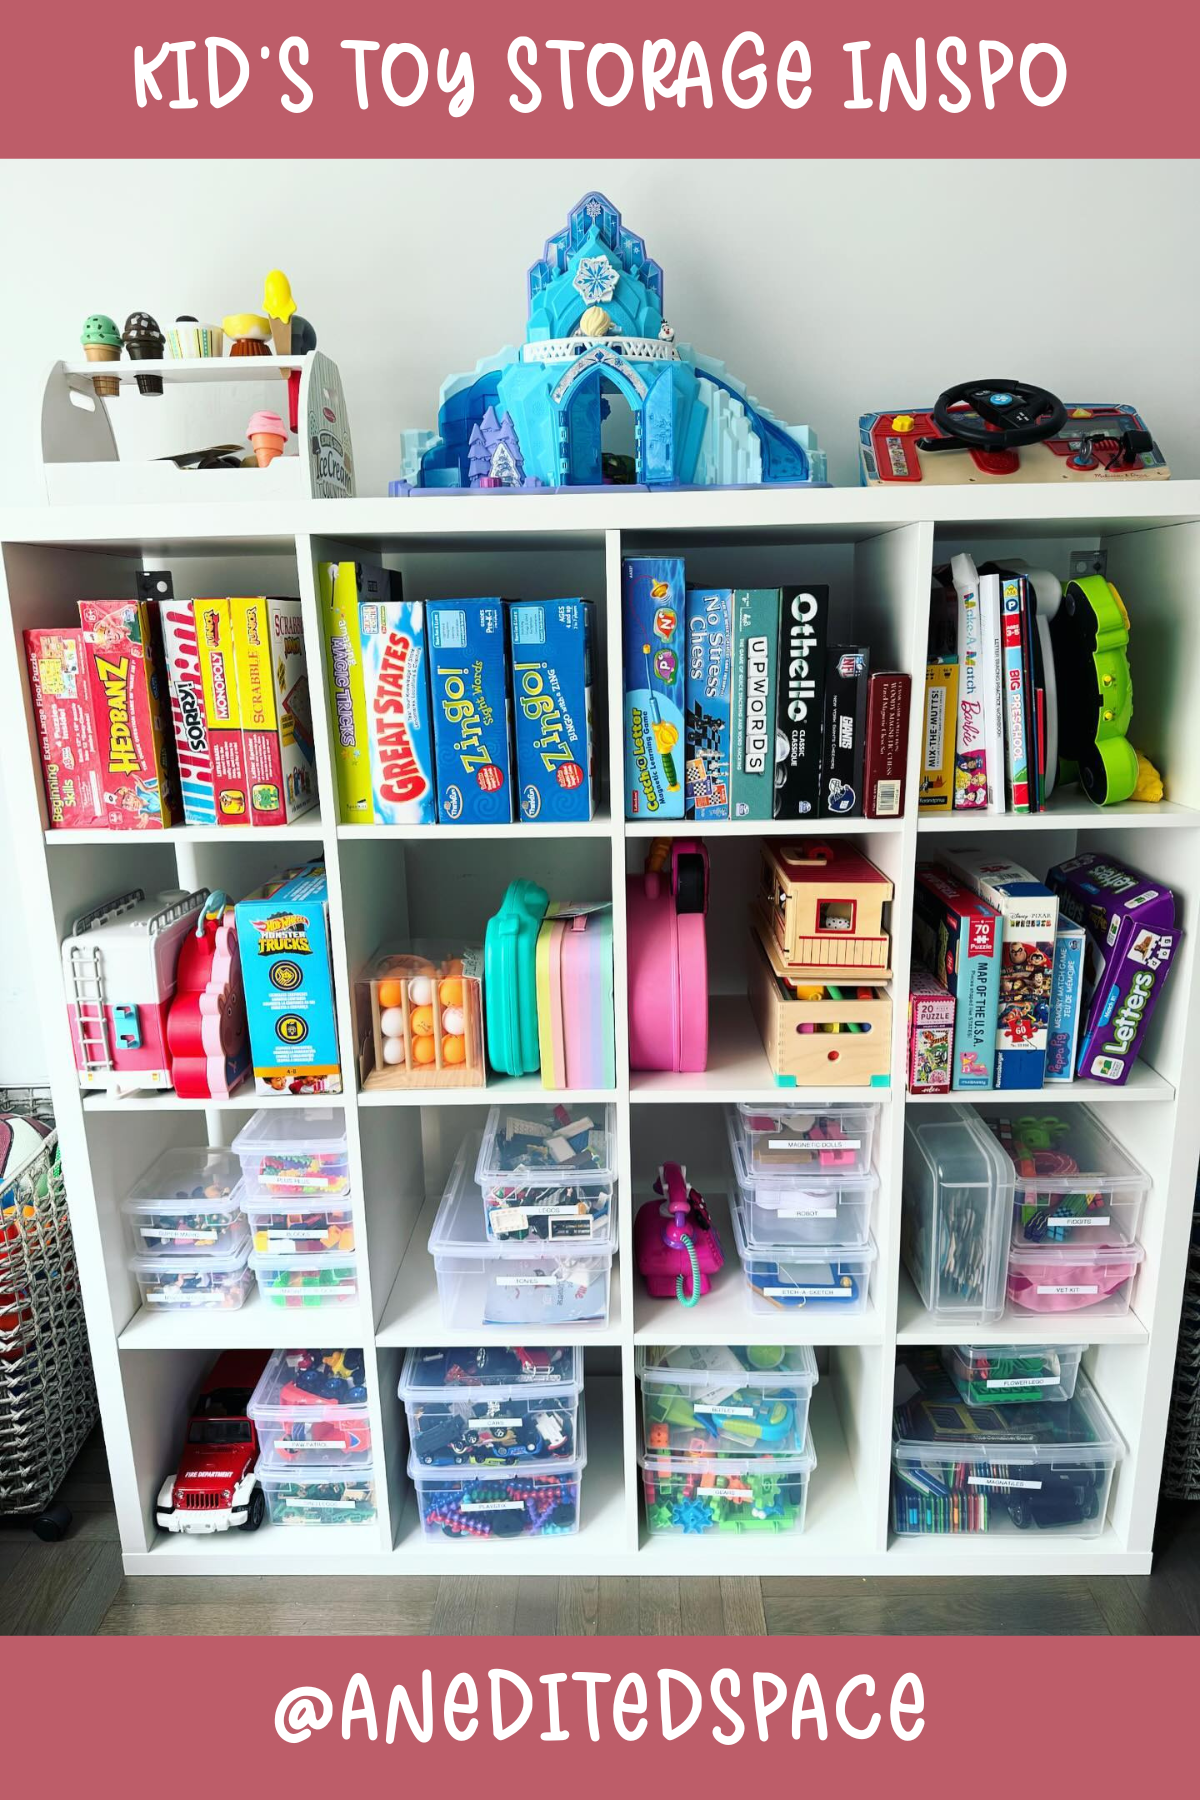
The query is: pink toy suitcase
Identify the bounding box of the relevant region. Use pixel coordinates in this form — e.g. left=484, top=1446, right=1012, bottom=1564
left=626, top=839, right=709, bottom=1072
left=536, top=904, right=616, bottom=1090
left=634, top=1163, right=723, bottom=1305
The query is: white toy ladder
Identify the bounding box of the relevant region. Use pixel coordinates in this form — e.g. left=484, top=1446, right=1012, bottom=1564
left=68, top=944, right=112, bottom=1077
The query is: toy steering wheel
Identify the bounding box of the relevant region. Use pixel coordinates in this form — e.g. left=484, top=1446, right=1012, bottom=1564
left=926, top=381, right=1068, bottom=451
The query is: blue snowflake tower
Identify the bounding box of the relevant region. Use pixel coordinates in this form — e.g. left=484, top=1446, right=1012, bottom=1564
left=397, top=192, right=825, bottom=491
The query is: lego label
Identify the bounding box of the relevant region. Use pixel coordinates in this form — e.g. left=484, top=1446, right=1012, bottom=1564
left=510, top=598, right=595, bottom=824
left=427, top=598, right=515, bottom=823
left=684, top=588, right=732, bottom=820
left=623, top=558, right=685, bottom=819
left=360, top=598, right=437, bottom=825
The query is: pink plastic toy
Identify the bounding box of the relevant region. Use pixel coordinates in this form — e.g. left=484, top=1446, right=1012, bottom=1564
left=626, top=839, right=709, bottom=1072
left=633, top=1163, right=724, bottom=1307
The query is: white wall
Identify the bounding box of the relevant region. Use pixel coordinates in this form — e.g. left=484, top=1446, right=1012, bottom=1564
left=2, top=157, right=1197, bottom=1082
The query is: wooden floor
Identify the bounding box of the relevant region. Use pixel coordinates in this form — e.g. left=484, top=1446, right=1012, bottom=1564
left=3, top=1431, right=1199, bottom=1635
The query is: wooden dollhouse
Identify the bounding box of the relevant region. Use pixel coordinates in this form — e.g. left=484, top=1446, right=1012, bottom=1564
left=756, top=841, right=893, bottom=977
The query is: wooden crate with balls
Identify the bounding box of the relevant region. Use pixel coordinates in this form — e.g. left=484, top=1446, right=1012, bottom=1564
left=356, top=943, right=486, bottom=1090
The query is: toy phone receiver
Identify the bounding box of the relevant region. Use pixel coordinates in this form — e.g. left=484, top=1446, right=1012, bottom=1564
left=654, top=1162, right=713, bottom=1307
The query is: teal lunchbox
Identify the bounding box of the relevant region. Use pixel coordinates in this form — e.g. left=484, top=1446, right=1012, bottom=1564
left=484, top=880, right=549, bottom=1076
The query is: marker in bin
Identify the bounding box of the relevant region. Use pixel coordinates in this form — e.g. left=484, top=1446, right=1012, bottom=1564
left=791, top=983, right=874, bottom=1033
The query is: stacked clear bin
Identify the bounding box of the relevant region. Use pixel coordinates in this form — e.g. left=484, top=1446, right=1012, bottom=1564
left=1000, top=1107, right=1148, bottom=1318
left=727, top=1102, right=879, bottom=1315
left=430, top=1131, right=616, bottom=1328
left=475, top=1105, right=616, bottom=1243
left=637, top=1345, right=819, bottom=1536
left=125, top=1146, right=253, bottom=1311
left=248, top=1347, right=377, bottom=1527
left=902, top=1103, right=1149, bottom=1325
left=892, top=1349, right=1125, bottom=1537
left=942, top=1343, right=1086, bottom=1406
left=401, top=1344, right=587, bottom=1540
left=233, top=1110, right=359, bottom=1311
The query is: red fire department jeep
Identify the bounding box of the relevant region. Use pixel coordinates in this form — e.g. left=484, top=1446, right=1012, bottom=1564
left=156, top=1352, right=267, bottom=1534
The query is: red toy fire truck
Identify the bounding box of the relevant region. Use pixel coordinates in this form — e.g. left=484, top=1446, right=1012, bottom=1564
left=156, top=1352, right=267, bottom=1535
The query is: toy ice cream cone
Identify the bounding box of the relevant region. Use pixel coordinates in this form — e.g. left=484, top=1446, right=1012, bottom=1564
left=167, top=315, right=224, bottom=359
left=246, top=410, right=287, bottom=467
left=81, top=315, right=121, bottom=397
left=123, top=312, right=165, bottom=394
left=224, top=313, right=272, bottom=356
left=263, top=270, right=297, bottom=358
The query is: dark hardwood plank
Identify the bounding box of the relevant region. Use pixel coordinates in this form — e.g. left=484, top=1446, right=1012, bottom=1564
left=514, top=1577, right=560, bottom=1635
left=719, top=1577, right=767, bottom=1636
left=678, top=1576, right=724, bottom=1635
left=558, top=1575, right=601, bottom=1635
left=430, top=1576, right=483, bottom=1635
left=473, top=1576, right=519, bottom=1636
left=763, top=1576, right=894, bottom=1636
left=594, top=1577, right=638, bottom=1635
left=1086, top=1576, right=1154, bottom=1636
left=882, top=1576, right=1107, bottom=1636
left=99, top=1574, right=438, bottom=1635
left=0, top=1538, right=122, bottom=1635
left=638, top=1578, right=682, bottom=1635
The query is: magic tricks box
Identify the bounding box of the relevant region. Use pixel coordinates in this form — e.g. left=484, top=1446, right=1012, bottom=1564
left=426, top=597, right=515, bottom=824
left=510, top=598, right=595, bottom=824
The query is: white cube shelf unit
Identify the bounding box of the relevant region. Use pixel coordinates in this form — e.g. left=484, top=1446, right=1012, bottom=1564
left=2, top=482, right=1198, bottom=1577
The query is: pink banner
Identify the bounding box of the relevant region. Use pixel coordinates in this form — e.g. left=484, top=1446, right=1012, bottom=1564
left=4, top=0, right=1199, bottom=157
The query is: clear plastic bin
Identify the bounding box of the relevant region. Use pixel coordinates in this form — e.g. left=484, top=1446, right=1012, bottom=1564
left=257, top=1464, right=378, bottom=1526
left=248, top=1347, right=371, bottom=1468
left=411, top=1413, right=586, bottom=1540
left=942, top=1343, right=1086, bottom=1406
left=131, top=1228, right=252, bottom=1311
left=729, top=1194, right=876, bottom=1314
left=250, top=1250, right=359, bottom=1310
left=892, top=1353, right=1125, bottom=1536
left=993, top=1107, right=1151, bottom=1249
left=728, top=1112, right=874, bottom=1248
left=733, top=1102, right=878, bottom=1177
left=244, top=1197, right=355, bottom=1257
left=475, top=1103, right=616, bottom=1243
left=430, top=1139, right=616, bottom=1328
left=902, top=1105, right=1013, bottom=1324
left=641, top=1430, right=816, bottom=1536
left=123, top=1147, right=245, bottom=1255
left=399, top=1344, right=583, bottom=1467
left=637, top=1344, right=817, bottom=1456
left=1006, top=1241, right=1145, bottom=1317
left=232, top=1108, right=350, bottom=1201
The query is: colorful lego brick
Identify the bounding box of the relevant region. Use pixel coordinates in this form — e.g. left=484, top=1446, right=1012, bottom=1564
left=154, top=598, right=217, bottom=827
left=1047, top=852, right=1181, bottom=1085
left=821, top=645, right=870, bottom=817
left=941, top=851, right=1058, bottom=1089
left=730, top=588, right=779, bottom=820
left=1045, top=923, right=1086, bottom=1083
left=24, top=627, right=105, bottom=829
left=684, top=587, right=732, bottom=820
left=773, top=583, right=828, bottom=820
left=623, top=557, right=684, bottom=820
left=77, top=598, right=180, bottom=830
left=359, top=597, right=438, bottom=825
left=318, top=560, right=390, bottom=824
left=509, top=597, right=595, bottom=824
left=235, top=862, right=341, bottom=1094
left=907, top=967, right=955, bottom=1094
left=229, top=597, right=317, bottom=828
left=194, top=597, right=250, bottom=824
left=426, top=597, right=515, bottom=824
left=913, top=865, right=1002, bottom=1089
left=918, top=661, right=959, bottom=812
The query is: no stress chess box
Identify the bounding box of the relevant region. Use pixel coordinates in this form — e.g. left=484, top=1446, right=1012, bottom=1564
left=510, top=598, right=596, bottom=824
left=684, top=586, right=732, bottom=820
left=426, top=598, right=515, bottom=824
left=1048, top=851, right=1181, bottom=1084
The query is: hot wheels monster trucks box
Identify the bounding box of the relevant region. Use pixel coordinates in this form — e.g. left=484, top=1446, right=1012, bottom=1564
left=623, top=557, right=684, bottom=820
left=236, top=862, right=342, bottom=1094
left=426, top=597, right=515, bottom=823
left=1048, top=851, right=1181, bottom=1084
left=509, top=598, right=595, bottom=824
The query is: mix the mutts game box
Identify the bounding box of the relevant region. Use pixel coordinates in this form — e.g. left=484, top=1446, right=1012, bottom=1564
left=235, top=862, right=342, bottom=1094
left=509, top=597, right=595, bottom=824
left=426, top=597, right=515, bottom=823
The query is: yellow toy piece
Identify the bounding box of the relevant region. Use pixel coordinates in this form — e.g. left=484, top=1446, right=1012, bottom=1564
left=1132, top=752, right=1164, bottom=803
left=223, top=313, right=271, bottom=340
left=263, top=270, right=297, bottom=323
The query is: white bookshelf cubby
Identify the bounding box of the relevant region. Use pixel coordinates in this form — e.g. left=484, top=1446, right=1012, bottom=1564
left=2, top=482, right=1198, bottom=1576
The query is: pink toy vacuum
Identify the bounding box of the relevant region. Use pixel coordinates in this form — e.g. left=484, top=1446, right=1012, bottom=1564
left=626, top=838, right=709, bottom=1072
left=634, top=1162, right=723, bottom=1307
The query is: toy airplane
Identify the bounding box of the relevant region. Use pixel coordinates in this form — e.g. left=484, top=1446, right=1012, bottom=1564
left=860, top=381, right=1169, bottom=485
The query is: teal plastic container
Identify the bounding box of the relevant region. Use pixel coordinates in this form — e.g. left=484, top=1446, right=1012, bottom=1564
left=485, top=880, right=548, bottom=1076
